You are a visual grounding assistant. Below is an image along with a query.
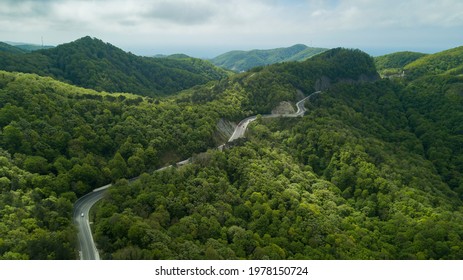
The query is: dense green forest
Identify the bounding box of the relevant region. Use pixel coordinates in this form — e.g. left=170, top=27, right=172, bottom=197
left=404, top=46, right=463, bottom=79
left=1, top=39, right=462, bottom=260
left=374, top=51, right=427, bottom=77
left=91, top=47, right=463, bottom=259
left=210, top=44, right=327, bottom=72
left=92, top=78, right=463, bottom=260
left=0, top=70, right=235, bottom=259
left=0, top=42, right=28, bottom=54
left=0, top=37, right=229, bottom=97
left=0, top=47, right=380, bottom=259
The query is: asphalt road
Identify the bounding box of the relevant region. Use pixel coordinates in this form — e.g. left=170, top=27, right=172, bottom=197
left=73, top=91, right=319, bottom=260
left=228, top=91, right=319, bottom=142
left=73, top=186, right=109, bottom=260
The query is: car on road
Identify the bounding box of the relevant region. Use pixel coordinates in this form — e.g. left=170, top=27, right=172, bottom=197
left=81, top=212, right=84, bottom=217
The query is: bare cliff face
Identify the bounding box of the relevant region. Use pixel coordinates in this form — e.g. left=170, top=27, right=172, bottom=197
left=214, top=118, right=236, bottom=143
left=271, top=101, right=296, bottom=114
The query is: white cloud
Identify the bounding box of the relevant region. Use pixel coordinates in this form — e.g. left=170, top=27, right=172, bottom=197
left=1, top=0, right=463, bottom=56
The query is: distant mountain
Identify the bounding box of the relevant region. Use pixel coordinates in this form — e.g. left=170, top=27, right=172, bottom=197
left=404, top=46, right=463, bottom=79
left=210, top=44, right=327, bottom=72
left=0, top=42, right=27, bottom=54
left=15, top=44, right=55, bottom=52
left=0, top=36, right=229, bottom=96
left=2, top=41, right=54, bottom=52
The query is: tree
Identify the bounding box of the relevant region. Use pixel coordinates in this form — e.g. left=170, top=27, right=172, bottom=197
left=108, top=152, right=127, bottom=181
left=23, top=156, right=49, bottom=174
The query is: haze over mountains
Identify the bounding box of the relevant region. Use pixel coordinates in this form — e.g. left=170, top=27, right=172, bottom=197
left=1, top=39, right=328, bottom=74
left=1, top=36, right=463, bottom=260
left=209, top=44, right=328, bottom=72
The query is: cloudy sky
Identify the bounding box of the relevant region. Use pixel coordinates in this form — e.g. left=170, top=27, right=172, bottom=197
left=1, top=0, right=462, bottom=57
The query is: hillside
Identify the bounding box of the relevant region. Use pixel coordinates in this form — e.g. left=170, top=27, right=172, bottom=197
left=0, top=42, right=27, bottom=54
left=375, top=51, right=427, bottom=70
left=0, top=48, right=379, bottom=259
left=0, top=70, right=242, bottom=259
left=0, top=36, right=229, bottom=96
left=374, top=51, right=427, bottom=76
left=404, top=46, right=463, bottom=79
left=13, top=44, right=55, bottom=52
left=210, top=44, right=327, bottom=72
left=91, top=55, right=463, bottom=259
left=91, top=47, right=463, bottom=260
left=2, top=45, right=463, bottom=260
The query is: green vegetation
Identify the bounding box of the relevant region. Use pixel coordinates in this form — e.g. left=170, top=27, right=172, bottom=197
left=0, top=149, right=76, bottom=259
left=0, top=71, right=238, bottom=259
left=13, top=44, right=54, bottom=52
left=1, top=38, right=462, bottom=260
left=92, top=77, right=463, bottom=260
left=0, top=36, right=229, bottom=97
left=374, top=51, right=427, bottom=77
left=210, top=44, right=327, bottom=72
left=0, top=42, right=27, bottom=54
left=405, top=46, right=463, bottom=79
left=0, top=47, right=378, bottom=259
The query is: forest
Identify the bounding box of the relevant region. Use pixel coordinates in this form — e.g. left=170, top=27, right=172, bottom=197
left=0, top=37, right=229, bottom=97
left=92, top=79, right=463, bottom=259
left=0, top=39, right=462, bottom=259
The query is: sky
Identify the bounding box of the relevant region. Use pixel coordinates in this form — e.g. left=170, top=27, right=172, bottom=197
left=1, top=0, right=463, bottom=57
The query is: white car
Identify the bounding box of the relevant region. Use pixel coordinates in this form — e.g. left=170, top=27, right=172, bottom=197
left=81, top=212, right=84, bottom=217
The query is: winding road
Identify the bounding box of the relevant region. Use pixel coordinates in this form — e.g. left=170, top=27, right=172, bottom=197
left=228, top=92, right=318, bottom=142
left=73, top=186, right=109, bottom=260
left=73, top=91, right=319, bottom=260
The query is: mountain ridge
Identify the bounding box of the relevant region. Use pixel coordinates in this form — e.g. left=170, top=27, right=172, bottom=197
left=210, top=44, right=327, bottom=72
left=404, top=45, right=463, bottom=78
left=0, top=42, right=28, bottom=54
left=0, top=36, right=229, bottom=96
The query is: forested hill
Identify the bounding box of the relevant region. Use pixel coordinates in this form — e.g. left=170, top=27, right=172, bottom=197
left=0, top=36, right=229, bottom=97
left=91, top=46, right=463, bottom=260
left=404, top=46, right=463, bottom=79
left=210, top=44, right=327, bottom=72
left=0, top=47, right=381, bottom=259
left=0, top=42, right=27, bottom=54
left=374, top=51, right=427, bottom=76
left=4, top=45, right=462, bottom=260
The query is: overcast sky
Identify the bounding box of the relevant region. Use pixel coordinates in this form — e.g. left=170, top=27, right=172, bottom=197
left=1, top=0, right=463, bottom=57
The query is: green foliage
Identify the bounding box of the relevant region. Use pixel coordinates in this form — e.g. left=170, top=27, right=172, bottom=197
left=92, top=77, right=463, bottom=260
left=0, top=70, right=243, bottom=195
left=0, top=36, right=229, bottom=97
left=374, top=51, right=427, bottom=72
left=210, top=44, right=327, bottom=72
left=0, top=69, right=242, bottom=258
left=405, top=46, right=463, bottom=79
left=0, top=148, right=76, bottom=259
left=404, top=75, right=463, bottom=196
left=0, top=42, right=27, bottom=54
left=13, top=44, right=54, bottom=52
left=3, top=43, right=461, bottom=260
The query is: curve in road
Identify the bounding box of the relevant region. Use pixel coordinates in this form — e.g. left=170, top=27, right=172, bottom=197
left=73, top=187, right=109, bottom=260
left=73, top=91, right=319, bottom=260
left=228, top=91, right=319, bottom=142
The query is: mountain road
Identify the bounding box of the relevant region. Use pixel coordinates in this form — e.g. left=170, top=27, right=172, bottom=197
left=73, top=90, right=319, bottom=260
